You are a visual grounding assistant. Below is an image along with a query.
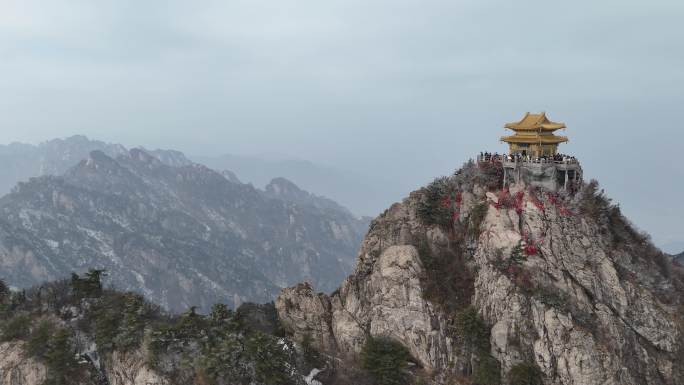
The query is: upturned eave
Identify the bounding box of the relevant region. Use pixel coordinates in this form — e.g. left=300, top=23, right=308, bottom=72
left=500, top=135, right=569, bottom=144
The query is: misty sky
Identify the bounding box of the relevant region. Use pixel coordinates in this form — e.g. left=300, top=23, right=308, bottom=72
left=1, top=0, right=683, bottom=251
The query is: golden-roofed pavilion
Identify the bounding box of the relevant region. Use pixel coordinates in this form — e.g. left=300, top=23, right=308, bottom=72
left=501, top=112, right=568, bottom=157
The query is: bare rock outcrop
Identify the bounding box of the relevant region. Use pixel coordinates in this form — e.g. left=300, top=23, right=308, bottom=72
left=0, top=342, right=168, bottom=385
left=276, top=162, right=684, bottom=385
left=0, top=342, right=46, bottom=385
left=277, top=282, right=337, bottom=352
left=105, top=350, right=168, bottom=385
left=472, top=188, right=681, bottom=385
left=277, top=198, right=464, bottom=376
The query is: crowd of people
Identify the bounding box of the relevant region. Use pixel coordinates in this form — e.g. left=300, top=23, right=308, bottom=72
left=478, top=151, right=578, bottom=164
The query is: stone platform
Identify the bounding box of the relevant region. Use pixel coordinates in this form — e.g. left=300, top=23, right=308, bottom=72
left=478, top=155, right=582, bottom=191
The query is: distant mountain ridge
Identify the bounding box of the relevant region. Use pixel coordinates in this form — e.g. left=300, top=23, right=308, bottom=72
left=0, top=135, right=192, bottom=196
left=1, top=135, right=409, bottom=223
left=191, top=153, right=395, bottom=217
left=0, top=148, right=368, bottom=311
left=675, top=252, right=684, bottom=266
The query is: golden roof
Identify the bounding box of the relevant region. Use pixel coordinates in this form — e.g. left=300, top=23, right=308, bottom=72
left=501, top=134, right=568, bottom=144
left=504, top=112, right=566, bottom=131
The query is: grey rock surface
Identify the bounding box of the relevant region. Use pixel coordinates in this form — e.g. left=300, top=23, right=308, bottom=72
left=0, top=342, right=47, bottom=385
left=277, top=165, right=684, bottom=384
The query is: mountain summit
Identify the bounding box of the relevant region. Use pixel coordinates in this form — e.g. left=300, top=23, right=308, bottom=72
left=277, top=158, right=684, bottom=384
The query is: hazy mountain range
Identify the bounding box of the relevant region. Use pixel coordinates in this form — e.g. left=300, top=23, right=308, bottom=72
left=0, top=135, right=401, bottom=217
left=662, top=241, right=684, bottom=256
left=0, top=137, right=369, bottom=311
left=192, top=153, right=398, bottom=218
left=675, top=252, right=684, bottom=266
left=0, top=135, right=192, bottom=195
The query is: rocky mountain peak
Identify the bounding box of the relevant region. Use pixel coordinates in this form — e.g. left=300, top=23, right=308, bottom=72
left=0, top=136, right=193, bottom=196
left=221, top=169, right=242, bottom=184
left=126, top=147, right=163, bottom=166
left=40, top=135, right=129, bottom=162
left=264, top=176, right=355, bottom=216
left=265, top=177, right=309, bottom=200
left=82, top=150, right=125, bottom=171
left=142, top=148, right=192, bottom=167
left=61, top=150, right=145, bottom=198
left=276, top=159, right=684, bottom=385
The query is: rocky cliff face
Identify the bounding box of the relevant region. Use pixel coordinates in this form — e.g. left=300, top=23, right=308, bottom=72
left=277, top=161, right=684, bottom=384
left=0, top=343, right=169, bottom=385
left=0, top=342, right=46, bottom=385
left=0, top=148, right=368, bottom=311
left=103, top=350, right=168, bottom=385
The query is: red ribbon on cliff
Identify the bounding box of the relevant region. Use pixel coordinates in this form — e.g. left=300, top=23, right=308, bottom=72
left=514, top=191, right=525, bottom=215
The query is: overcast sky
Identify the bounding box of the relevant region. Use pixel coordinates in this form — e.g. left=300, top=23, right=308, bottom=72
left=1, top=0, right=683, bottom=251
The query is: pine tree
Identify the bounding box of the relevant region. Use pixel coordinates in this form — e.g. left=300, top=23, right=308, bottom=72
left=360, top=336, right=411, bottom=385
left=27, top=320, right=54, bottom=357
left=510, top=241, right=527, bottom=265
left=114, top=293, right=146, bottom=351
left=43, top=328, right=79, bottom=385
left=0, top=279, right=9, bottom=302
left=0, top=314, right=31, bottom=341
left=301, top=333, right=322, bottom=368
left=71, top=269, right=107, bottom=298
left=509, top=363, right=543, bottom=385
left=246, top=332, right=299, bottom=385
